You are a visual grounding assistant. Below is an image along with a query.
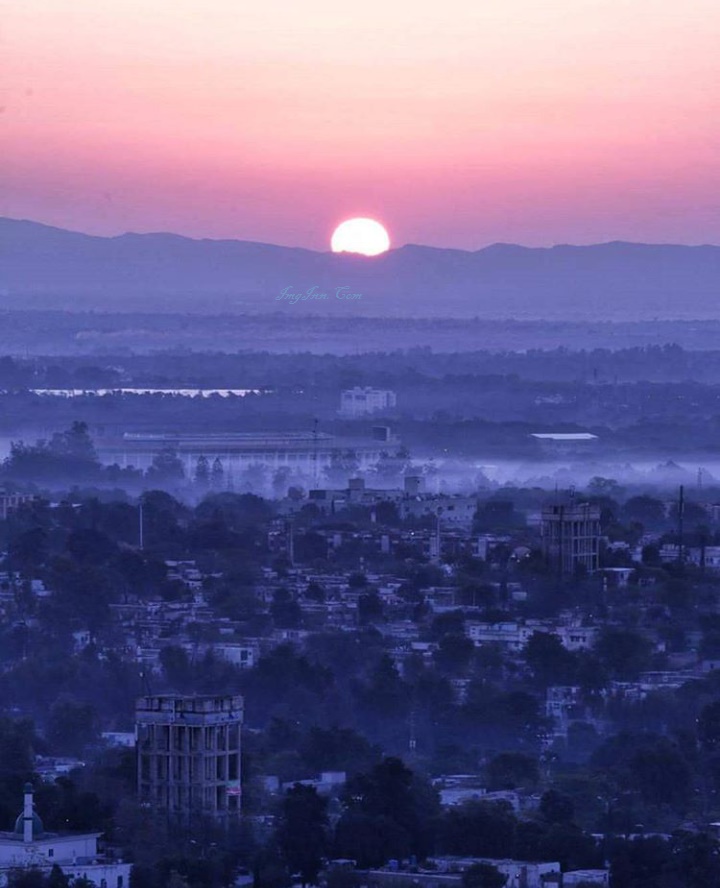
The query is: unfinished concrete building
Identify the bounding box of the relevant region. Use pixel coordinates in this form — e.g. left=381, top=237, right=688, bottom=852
left=136, top=695, right=243, bottom=825
left=542, top=501, right=601, bottom=574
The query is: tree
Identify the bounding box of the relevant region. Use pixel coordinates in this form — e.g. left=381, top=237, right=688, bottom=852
left=299, top=727, right=381, bottom=775
left=4, top=422, right=100, bottom=483
left=358, top=591, right=384, bottom=626
left=50, top=421, right=98, bottom=464
left=324, top=450, right=360, bottom=486
left=525, top=632, right=577, bottom=686
left=272, top=467, right=293, bottom=499
left=276, top=784, right=328, bottom=887
left=439, top=800, right=516, bottom=858
left=7, top=870, right=49, bottom=888
left=146, top=447, right=185, bottom=486
left=486, top=753, right=539, bottom=790
left=474, top=501, right=525, bottom=533
left=595, top=629, right=653, bottom=679
left=462, top=863, right=507, bottom=888
left=334, top=811, right=411, bottom=869
left=47, top=866, right=69, bottom=888
left=138, top=491, right=188, bottom=552
left=429, top=610, right=465, bottom=641
left=195, top=492, right=274, bottom=530
left=628, top=738, right=692, bottom=808
left=434, top=634, right=475, bottom=674
left=159, top=646, right=192, bottom=689
left=337, top=758, right=439, bottom=864
left=211, top=458, right=224, bottom=490
left=66, top=527, right=117, bottom=565
left=622, top=495, right=666, bottom=530
left=698, top=701, right=720, bottom=752
left=356, top=656, right=410, bottom=731
left=305, top=582, right=325, bottom=603
left=539, top=790, right=574, bottom=824
left=6, top=866, right=71, bottom=888
left=254, top=849, right=291, bottom=888
left=271, top=589, right=302, bottom=629
left=195, top=456, right=210, bottom=488
left=46, top=698, right=99, bottom=756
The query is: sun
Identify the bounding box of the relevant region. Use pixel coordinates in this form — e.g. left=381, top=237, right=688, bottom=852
left=331, top=218, right=390, bottom=256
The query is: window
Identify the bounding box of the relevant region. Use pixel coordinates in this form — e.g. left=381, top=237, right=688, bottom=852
left=48, top=849, right=54, bottom=858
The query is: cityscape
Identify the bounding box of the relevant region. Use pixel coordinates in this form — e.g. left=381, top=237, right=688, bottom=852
left=4, top=1, right=720, bottom=887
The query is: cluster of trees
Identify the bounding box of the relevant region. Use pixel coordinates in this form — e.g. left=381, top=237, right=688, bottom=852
left=1, top=423, right=184, bottom=489
left=5, top=866, right=97, bottom=888
left=266, top=757, right=720, bottom=888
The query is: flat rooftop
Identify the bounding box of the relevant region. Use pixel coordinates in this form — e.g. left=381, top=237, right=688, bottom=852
left=531, top=433, right=598, bottom=441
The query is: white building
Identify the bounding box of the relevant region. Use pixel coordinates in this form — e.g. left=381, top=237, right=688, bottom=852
left=426, top=857, right=561, bottom=888
left=0, top=784, right=131, bottom=888
left=339, top=387, right=397, bottom=418
left=466, top=621, right=596, bottom=653
left=564, top=870, right=610, bottom=886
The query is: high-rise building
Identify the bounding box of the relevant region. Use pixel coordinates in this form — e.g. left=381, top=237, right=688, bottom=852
left=541, top=502, right=601, bottom=574
left=136, top=695, right=243, bottom=826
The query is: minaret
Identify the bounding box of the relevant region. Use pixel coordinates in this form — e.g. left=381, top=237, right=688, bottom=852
left=23, top=783, right=33, bottom=844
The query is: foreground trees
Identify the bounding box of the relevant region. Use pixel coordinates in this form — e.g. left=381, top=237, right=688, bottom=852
left=276, top=784, right=329, bottom=887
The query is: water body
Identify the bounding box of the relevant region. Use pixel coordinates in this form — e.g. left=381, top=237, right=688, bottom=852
left=26, top=388, right=263, bottom=398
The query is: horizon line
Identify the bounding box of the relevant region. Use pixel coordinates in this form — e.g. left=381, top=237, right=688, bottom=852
left=2, top=215, right=719, bottom=255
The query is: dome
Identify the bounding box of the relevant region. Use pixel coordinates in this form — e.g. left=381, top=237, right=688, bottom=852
left=14, top=810, right=44, bottom=839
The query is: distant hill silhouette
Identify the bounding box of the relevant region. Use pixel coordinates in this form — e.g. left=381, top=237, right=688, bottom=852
left=2, top=217, right=720, bottom=318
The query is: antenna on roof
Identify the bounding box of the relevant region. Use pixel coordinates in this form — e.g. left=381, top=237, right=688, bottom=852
left=312, top=418, right=319, bottom=486
left=677, top=485, right=685, bottom=568
left=140, top=668, right=153, bottom=697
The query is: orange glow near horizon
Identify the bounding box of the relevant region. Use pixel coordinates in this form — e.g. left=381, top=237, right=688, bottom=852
left=2, top=0, right=720, bottom=248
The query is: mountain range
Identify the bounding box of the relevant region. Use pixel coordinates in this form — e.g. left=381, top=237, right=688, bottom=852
left=2, top=217, right=720, bottom=319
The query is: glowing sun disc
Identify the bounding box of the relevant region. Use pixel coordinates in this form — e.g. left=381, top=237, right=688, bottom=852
left=331, top=218, right=390, bottom=256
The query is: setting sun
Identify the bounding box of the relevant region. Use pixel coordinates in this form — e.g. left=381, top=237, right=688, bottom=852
left=331, top=218, right=390, bottom=256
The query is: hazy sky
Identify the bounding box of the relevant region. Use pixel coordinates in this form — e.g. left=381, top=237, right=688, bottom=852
left=3, top=0, right=720, bottom=249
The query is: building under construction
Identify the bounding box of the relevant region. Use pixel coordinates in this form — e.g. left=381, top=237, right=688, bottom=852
left=136, top=694, right=243, bottom=825
left=541, top=501, right=601, bottom=574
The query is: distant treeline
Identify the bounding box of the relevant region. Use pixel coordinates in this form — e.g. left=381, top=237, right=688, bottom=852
left=3, top=310, right=720, bottom=355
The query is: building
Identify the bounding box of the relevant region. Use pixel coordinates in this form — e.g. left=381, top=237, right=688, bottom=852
left=363, top=857, right=561, bottom=888
left=542, top=501, right=601, bottom=574
left=0, top=784, right=130, bottom=888
left=564, top=871, right=609, bottom=886
left=98, top=430, right=395, bottom=476
left=136, top=694, right=243, bottom=825
left=400, top=495, right=478, bottom=529
left=466, top=621, right=537, bottom=652
left=530, top=433, right=598, bottom=456
left=340, top=387, right=397, bottom=418
left=0, top=491, right=37, bottom=520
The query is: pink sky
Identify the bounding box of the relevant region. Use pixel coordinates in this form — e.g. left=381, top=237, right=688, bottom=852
left=3, top=0, right=720, bottom=249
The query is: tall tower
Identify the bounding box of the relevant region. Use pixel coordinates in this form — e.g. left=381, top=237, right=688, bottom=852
left=541, top=501, right=601, bottom=574
left=136, top=695, right=243, bottom=826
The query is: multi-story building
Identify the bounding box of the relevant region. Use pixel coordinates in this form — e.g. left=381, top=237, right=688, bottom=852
left=541, top=501, right=601, bottom=574
left=136, top=694, right=243, bottom=826
left=339, top=387, right=397, bottom=418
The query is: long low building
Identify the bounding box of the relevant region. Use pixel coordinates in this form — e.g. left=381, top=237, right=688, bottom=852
left=97, top=428, right=398, bottom=473
left=359, top=857, right=562, bottom=888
